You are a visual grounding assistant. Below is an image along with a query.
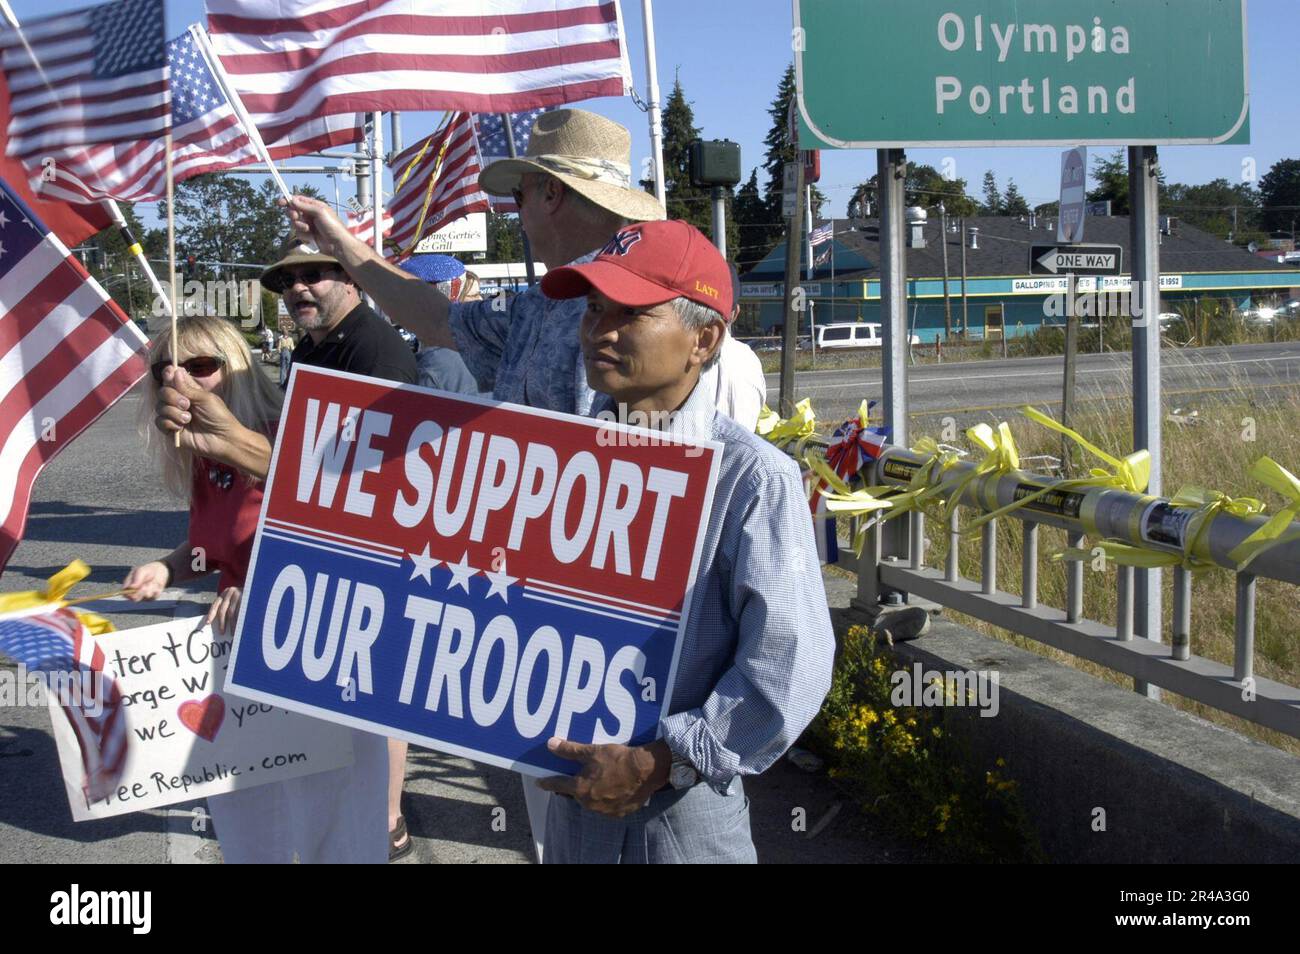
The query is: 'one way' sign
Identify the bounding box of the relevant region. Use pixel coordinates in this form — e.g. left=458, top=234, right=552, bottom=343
left=1030, top=244, right=1123, bottom=277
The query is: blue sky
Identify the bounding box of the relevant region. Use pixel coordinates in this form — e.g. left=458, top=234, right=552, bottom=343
left=9, top=0, right=1298, bottom=225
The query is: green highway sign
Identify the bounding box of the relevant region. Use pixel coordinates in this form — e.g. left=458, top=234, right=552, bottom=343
left=794, top=0, right=1250, bottom=148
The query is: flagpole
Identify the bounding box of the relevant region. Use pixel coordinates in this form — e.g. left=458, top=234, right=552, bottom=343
left=640, top=0, right=666, bottom=202
left=164, top=132, right=180, bottom=446
left=192, top=24, right=292, bottom=203
left=371, top=112, right=384, bottom=260
left=501, top=114, right=536, bottom=288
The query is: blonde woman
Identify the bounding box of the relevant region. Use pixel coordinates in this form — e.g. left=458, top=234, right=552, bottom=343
left=125, top=315, right=283, bottom=633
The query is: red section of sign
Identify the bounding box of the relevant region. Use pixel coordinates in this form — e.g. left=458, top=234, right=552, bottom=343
left=267, top=368, right=718, bottom=616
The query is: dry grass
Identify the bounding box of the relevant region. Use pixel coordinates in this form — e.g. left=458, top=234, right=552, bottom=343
left=874, top=375, right=1300, bottom=755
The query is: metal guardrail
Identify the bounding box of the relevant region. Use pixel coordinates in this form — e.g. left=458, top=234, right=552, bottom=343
left=792, top=438, right=1300, bottom=742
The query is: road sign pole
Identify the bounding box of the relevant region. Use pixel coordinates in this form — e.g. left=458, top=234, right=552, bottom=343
left=710, top=185, right=726, bottom=257
left=1130, top=144, right=1163, bottom=700
left=778, top=161, right=806, bottom=417
left=1061, top=273, right=1078, bottom=475
left=878, top=148, right=910, bottom=574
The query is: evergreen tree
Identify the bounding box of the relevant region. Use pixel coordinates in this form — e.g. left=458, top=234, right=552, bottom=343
left=760, top=64, right=825, bottom=245
left=981, top=171, right=1003, bottom=214
left=1258, top=159, right=1300, bottom=236
left=82, top=203, right=163, bottom=320
left=1003, top=179, right=1030, bottom=216
left=642, top=76, right=711, bottom=232
left=1086, top=149, right=1166, bottom=216
left=733, top=168, right=770, bottom=272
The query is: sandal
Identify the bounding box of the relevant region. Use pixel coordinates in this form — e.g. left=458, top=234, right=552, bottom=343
left=388, top=815, right=413, bottom=862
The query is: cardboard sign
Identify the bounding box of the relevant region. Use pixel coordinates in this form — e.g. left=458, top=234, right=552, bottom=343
left=48, top=617, right=354, bottom=821
left=227, top=367, right=721, bottom=777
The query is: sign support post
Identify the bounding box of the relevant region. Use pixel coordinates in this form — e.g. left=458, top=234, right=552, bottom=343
left=878, top=147, right=910, bottom=575
left=1061, top=273, right=1078, bottom=474
left=778, top=160, right=805, bottom=417
left=1130, top=144, right=1163, bottom=699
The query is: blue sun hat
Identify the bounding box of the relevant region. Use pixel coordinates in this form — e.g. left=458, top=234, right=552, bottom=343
left=400, top=254, right=466, bottom=298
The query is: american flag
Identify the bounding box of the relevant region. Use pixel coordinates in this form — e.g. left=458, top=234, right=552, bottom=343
left=33, top=25, right=261, bottom=206
left=205, top=0, right=630, bottom=160
left=809, top=222, right=834, bottom=247
left=0, top=0, right=169, bottom=162
left=473, top=109, right=544, bottom=212
left=386, top=112, right=489, bottom=258
left=346, top=206, right=394, bottom=245
left=0, top=177, right=149, bottom=573
left=0, top=606, right=126, bottom=802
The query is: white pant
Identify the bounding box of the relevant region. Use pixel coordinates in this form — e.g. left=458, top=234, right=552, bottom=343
left=206, top=729, right=388, bottom=864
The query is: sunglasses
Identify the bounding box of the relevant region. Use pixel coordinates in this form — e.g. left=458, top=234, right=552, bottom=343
left=152, top=355, right=224, bottom=386
left=267, top=266, right=338, bottom=293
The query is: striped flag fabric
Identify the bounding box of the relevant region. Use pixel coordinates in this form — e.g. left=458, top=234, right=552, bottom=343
left=386, top=112, right=489, bottom=258
left=205, top=0, right=630, bottom=159
left=802, top=467, right=840, bottom=566
left=809, top=222, right=833, bottom=247
left=473, top=109, right=544, bottom=212
left=0, top=0, right=169, bottom=162
left=0, top=177, right=149, bottom=573
left=346, top=206, right=394, bottom=245
left=0, top=606, right=126, bottom=802
left=32, top=25, right=261, bottom=206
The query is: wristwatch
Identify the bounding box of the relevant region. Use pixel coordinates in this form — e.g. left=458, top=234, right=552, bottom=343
left=668, top=751, right=699, bottom=790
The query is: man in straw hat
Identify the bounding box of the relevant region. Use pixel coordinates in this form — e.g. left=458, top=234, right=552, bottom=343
left=530, top=218, right=833, bottom=862
left=279, top=107, right=665, bottom=417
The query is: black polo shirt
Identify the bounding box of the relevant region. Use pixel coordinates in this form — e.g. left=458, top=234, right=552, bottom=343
left=289, top=302, right=418, bottom=385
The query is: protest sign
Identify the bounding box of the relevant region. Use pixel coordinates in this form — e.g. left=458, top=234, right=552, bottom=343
left=227, top=366, right=721, bottom=777
left=47, top=617, right=353, bottom=821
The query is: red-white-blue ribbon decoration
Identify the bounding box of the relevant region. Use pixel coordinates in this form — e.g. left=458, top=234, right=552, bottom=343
left=826, top=400, right=891, bottom=480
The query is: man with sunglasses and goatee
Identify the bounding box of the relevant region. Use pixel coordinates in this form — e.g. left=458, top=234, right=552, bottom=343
left=261, top=246, right=418, bottom=388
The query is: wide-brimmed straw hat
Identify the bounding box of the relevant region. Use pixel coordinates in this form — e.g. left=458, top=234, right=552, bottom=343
left=478, top=108, right=665, bottom=223
left=261, top=245, right=346, bottom=294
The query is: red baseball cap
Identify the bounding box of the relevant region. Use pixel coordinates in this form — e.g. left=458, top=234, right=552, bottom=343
left=541, top=220, right=734, bottom=321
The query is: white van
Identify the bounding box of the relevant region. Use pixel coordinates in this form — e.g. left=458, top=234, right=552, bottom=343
left=814, top=322, right=920, bottom=349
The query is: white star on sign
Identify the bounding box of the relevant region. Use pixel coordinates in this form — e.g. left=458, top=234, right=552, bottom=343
left=446, top=551, right=477, bottom=593
left=408, top=544, right=441, bottom=585
left=0, top=210, right=9, bottom=228
left=484, top=566, right=517, bottom=603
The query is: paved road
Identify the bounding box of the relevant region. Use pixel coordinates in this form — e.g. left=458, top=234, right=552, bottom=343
left=766, top=342, right=1300, bottom=424
left=0, top=384, right=920, bottom=864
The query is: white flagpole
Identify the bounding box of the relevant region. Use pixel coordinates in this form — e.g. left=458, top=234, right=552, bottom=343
left=640, top=0, right=665, bottom=202
left=191, top=24, right=293, bottom=203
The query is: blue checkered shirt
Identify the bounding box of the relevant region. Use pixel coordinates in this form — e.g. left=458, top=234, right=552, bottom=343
left=591, top=380, right=835, bottom=794
left=447, top=251, right=598, bottom=415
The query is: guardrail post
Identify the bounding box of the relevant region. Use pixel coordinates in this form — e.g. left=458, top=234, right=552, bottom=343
left=910, top=511, right=925, bottom=571
left=1171, top=567, right=1192, bottom=661
left=980, top=519, right=997, bottom=595
left=1066, top=531, right=1084, bottom=624
left=1116, top=565, right=1134, bottom=641
left=1021, top=522, right=1038, bottom=609
left=945, top=509, right=960, bottom=582
left=1234, top=572, right=1257, bottom=684
left=852, top=520, right=883, bottom=613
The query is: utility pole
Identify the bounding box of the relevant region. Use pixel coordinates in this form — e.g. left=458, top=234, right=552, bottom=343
left=778, top=160, right=806, bottom=417
left=940, top=202, right=952, bottom=338
left=960, top=216, right=969, bottom=336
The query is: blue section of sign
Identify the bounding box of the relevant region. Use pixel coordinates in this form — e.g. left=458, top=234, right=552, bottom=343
left=230, top=534, right=677, bottom=776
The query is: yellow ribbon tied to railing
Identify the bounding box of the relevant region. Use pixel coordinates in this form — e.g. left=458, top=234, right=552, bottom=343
left=1226, top=456, right=1300, bottom=572
left=965, top=407, right=1150, bottom=531
left=1053, top=486, right=1266, bottom=574
left=943, top=421, right=1020, bottom=523
left=760, top=398, right=817, bottom=450
left=0, top=560, right=116, bottom=634
left=804, top=452, right=896, bottom=554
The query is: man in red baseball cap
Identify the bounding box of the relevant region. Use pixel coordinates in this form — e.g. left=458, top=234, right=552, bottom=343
left=535, top=220, right=834, bottom=864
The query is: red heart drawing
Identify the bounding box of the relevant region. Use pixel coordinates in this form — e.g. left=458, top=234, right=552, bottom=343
left=178, top=695, right=225, bottom=742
